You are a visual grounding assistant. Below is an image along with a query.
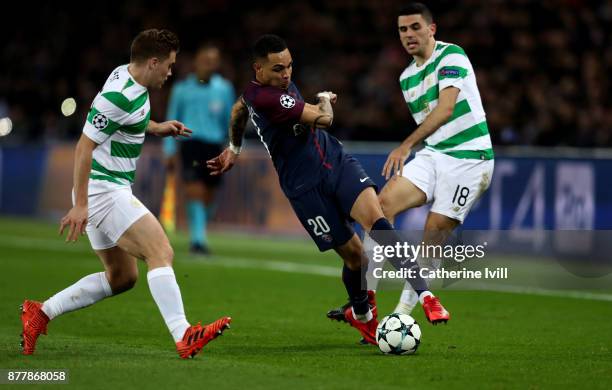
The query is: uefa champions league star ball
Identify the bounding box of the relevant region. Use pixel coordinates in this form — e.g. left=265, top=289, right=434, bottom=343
left=376, top=313, right=421, bottom=355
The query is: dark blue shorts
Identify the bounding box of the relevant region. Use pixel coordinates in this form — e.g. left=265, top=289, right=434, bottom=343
left=288, top=155, right=377, bottom=251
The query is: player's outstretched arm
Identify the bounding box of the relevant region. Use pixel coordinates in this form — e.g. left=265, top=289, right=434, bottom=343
left=147, top=120, right=192, bottom=138
left=382, top=86, right=460, bottom=179
left=207, top=97, right=248, bottom=176
left=300, top=91, right=337, bottom=129
left=59, top=134, right=97, bottom=242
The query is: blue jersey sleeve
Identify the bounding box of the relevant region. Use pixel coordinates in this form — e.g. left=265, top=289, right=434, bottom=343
left=163, top=84, right=182, bottom=157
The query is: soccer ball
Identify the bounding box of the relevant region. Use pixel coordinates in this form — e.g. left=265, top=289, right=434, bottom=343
left=376, top=313, right=421, bottom=355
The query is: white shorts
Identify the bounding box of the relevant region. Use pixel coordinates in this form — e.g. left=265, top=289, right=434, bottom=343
left=73, top=188, right=150, bottom=250
left=402, top=148, right=494, bottom=223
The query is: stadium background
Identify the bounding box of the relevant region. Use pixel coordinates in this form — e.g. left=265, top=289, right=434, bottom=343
left=1, top=1, right=612, bottom=388
left=2, top=0, right=611, bottom=233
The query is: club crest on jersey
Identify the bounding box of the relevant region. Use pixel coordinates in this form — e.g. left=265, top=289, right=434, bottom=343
left=321, top=234, right=333, bottom=243
left=92, top=113, right=109, bottom=130
left=280, top=94, right=296, bottom=109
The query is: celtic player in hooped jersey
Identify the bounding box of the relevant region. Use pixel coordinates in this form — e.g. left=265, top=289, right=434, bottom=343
left=327, top=3, right=493, bottom=326
left=85, top=64, right=153, bottom=193
left=20, top=29, right=231, bottom=359
left=379, top=3, right=494, bottom=316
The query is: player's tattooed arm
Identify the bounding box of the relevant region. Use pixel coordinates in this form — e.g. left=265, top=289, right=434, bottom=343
left=300, top=91, right=337, bottom=129
left=229, top=97, right=249, bottom=148
left=206, top=97, right=248, bottom=175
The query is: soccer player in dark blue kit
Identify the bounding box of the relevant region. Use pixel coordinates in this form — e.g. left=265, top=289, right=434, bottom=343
left=207, top=35, right=449, bottom=345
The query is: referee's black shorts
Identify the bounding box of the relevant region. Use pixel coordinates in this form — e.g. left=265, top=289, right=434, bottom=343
left=179, top=139, right=223, bottom=187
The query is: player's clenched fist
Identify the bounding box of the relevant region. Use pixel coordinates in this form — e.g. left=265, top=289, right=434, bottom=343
left=317, top=91, right=338, bottom=104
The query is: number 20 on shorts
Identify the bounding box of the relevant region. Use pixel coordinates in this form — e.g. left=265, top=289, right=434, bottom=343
left=307, top=216, right=330, bottom=236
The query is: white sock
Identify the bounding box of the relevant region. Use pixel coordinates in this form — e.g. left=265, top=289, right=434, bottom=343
left=418, top=291, right=434, bottom=305
left=147, top=267, right=190, bottom=342
left=42, top=272, right=113, bottom=320
left=352, top=307, right=373, bottom=323
left=394, top=285, right=419, bottom=314
left=416, top=256, right=439, bottom=304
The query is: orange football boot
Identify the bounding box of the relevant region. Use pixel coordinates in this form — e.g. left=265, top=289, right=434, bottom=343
left=343, top=307, right=378, bottom=345
left=422, top=295, right=450, bottom=324
left=20, top=300, right=50, bottom=355
left=176, top=316, right=232, bottom=359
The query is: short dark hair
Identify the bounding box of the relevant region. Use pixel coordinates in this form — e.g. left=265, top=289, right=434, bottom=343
left=130, top=29, right=180, bottom=63
left=252, top=34, right=287, bottom=61
left=398, top=3, right=434, bottom=24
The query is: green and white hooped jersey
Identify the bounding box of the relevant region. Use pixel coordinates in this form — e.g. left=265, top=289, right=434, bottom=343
left=399, top=41, right=493, bottom=160
left=82, top=65, right=150, bottom=194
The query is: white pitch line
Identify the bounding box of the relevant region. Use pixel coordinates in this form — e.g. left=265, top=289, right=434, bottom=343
left=0, top=235, right=88, bottom=253
left=467, top=282, right=612, bottom=302
left=206, top=255, right=340, bottom=278
left=2, top=234, right=612, bottom=302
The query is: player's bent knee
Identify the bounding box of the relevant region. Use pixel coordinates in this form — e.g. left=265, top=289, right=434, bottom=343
left=107, top=271, right=138, bottom=294
left=342, top=244, right=366, bottom=271
left=378, top=193, right=396, bottom=219
left=350, top=187, right=385, bottom=231
left=154, top=243, right=174, bottom=267
left=343, top=257, right=361, bottom=271
left=139, top=233, right=175, bottom=266
left=116, top=275, right=137, bottom=294
left=425, top=213, right=459, bottom=231
left=343, top=252, right=362, bottom=271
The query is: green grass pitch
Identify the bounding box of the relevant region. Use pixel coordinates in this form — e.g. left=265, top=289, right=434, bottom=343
left=1, top=217, right=611, bottom=389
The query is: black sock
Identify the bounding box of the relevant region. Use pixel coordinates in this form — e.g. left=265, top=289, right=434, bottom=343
left=369, top=217, right=428, bottom=296
left=342, top=265, right=369, bottom=315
